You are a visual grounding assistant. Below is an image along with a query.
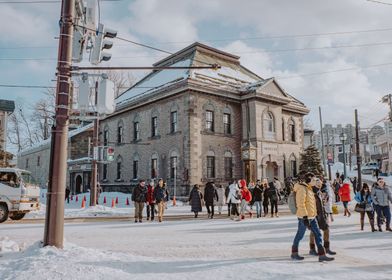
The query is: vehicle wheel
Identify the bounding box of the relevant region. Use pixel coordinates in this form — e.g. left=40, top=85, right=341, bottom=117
left=0, top=204, right=9, bottom=223
left=9, top=213, right=26, bottom=221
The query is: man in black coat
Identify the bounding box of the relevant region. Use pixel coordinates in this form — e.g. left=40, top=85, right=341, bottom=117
left=309, top=177, right=336, bottom=256
left=253, top=180, right=263, bottom=218
left=204, top=182, right=218, bottom=219
left=132, top=180, right=147, bottom=223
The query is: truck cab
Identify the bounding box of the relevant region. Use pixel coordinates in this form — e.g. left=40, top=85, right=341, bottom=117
left=0, top=168, right=40, bottom=223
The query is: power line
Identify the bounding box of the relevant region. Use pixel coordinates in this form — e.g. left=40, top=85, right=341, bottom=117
left=0, top=84, right=55, bottom=89
left=0, top=0, right=121, bottom=3
left=366, top=0, right=392, bottom=6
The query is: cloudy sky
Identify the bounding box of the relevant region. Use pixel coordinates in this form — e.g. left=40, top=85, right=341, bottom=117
left=1, top=0, right=392, bottom=130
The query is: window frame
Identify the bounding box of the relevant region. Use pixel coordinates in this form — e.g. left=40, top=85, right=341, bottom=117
left=133, top=121, right=140, bottom=141
left=151, top=116, right=158, bottom=137
left=223, top=113, right=231, bottom=134
left=170, top=111, right=178, bottom=133
left=206, top=110, right=215, bottom=132
left=207, top=156, right=215, bottom=178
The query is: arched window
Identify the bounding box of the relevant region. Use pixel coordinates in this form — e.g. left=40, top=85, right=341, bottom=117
left=116, top=156, right=123, bottom=180
left=288, top=118, right=296, bottom=142
left=224, top=151, right=233, bottom=179
left=263, top=112, right=275, bottom=140
left=151, top=153, right=158, bottom=179
left=207, top=150, right=216, bottom=178
left=117, top=120, right=124, bottom=144
left=282, top=118, right=285, bottom=141
left=289, top=154, right=297, bottom=177
left=103, top=126, right=109, bottom=146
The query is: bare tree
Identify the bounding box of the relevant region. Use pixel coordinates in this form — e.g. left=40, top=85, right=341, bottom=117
left=31, top=88, right=56, bottom=140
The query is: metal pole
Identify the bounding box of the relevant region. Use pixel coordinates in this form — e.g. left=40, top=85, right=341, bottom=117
left=326, top=130, right=332, bottom=180
left=319, top=107, right=327, bottom=175
left=342, top=139, right=347, bottom=178
left=355, top=109, right=362, bottom=191
left=43, top=0, right=74, bottom=248
left=90, top=117, right=99, bottom=206
left=174, top=163, right=177, bottom=201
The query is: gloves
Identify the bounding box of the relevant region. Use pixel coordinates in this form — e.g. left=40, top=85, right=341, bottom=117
left=303, top=216, right=311, bottom=229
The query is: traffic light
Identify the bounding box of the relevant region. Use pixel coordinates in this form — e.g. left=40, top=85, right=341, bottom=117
left=90, top=23, right=117, bottom=65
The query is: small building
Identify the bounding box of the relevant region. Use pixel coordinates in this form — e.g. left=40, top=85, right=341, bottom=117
left=0, top=99, right=15, bottom=167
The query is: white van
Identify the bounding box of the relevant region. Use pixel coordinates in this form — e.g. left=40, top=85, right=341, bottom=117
left=0, top=168, right=40, bottom=223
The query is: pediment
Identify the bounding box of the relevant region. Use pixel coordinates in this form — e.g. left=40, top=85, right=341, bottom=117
left=256, top=78, right=290, bottom=100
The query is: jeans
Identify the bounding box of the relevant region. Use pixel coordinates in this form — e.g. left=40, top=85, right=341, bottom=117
left=293, top=218, right=323, bottom=249
left=271, top=200, right=278, bottom=215
left=146, top=203, right=155, bottom=220
left=342, top=201, right=348, bottom=209
left=254, top=201, right=262, bottom=217
left=374, top=205, right=391, bottom=228
left=263, top=202, right=269, bottom=215
left=227, top=202, right=232, bottom=216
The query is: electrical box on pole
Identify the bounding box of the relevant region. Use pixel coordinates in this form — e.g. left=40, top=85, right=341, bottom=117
left=97, top=77, right=115, bottom=114
left=77, top=73, right=91, bottom=112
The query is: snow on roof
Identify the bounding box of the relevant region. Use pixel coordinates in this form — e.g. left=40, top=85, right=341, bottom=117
left=18, top=123, right=94, bottom=156
left=116, top=58, right=192, bottom=106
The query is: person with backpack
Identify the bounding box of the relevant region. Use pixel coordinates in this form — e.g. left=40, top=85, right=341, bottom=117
left=189, top=184, right=203, bottom=218
left=132, top=179, right=147, bottom=223
left=146, top=180, right=156, bottom=221
left=216, top=184, right=226, bottom=215
left=253, top=180, right=264, bottom=218
left=265, top=181, right=280, bottom=217
left=226, top=180, right=241, bottom=221
left=154, top=178, right=169, bottom=222
left=309, top=177, right=336, bottom=256
left=204, top=182, right=219, bottom=219
left=290, top=172, right=334, bottom=262
left=354, top=183, right=376, bottom=232
left=371, top=178, right=392, bottom=232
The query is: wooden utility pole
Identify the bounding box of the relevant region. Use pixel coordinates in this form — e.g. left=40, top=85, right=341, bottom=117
left=43, top=0, right=74, bottom=248
left=355, top=109, right=362, bottom=192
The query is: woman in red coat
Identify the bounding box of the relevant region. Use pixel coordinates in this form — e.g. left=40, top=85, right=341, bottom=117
left=338, top=180, right=352, bottom=217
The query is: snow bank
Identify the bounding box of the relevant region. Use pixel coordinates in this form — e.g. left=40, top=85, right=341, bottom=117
left=0, top=237, right=22, bottom=253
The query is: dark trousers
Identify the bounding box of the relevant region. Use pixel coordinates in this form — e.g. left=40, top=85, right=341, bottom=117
left=227, top=202, right=232, bottom=216
left=335, top=193, right=340, bottom=202
left=231, top=203, right=240, bottom=216
left=270, top=200, right=278, bottom=215
left=206, top=204, right=215, bottom=217
left=375, top=205, right=391, bottom=229
left=263, top=202, right=269, bottom=214
left=146, top=204, right=155, bottom=220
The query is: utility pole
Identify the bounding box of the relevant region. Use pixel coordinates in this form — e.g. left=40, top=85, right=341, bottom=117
left=43, top=0, right=74, bottom=248
left=355, top=109, right=362, bottom=192
left=319, top=107, right=327, bottom=176
left=90, top=81, right=99, bottom=206
left=326, top=130, right=332, bottom=181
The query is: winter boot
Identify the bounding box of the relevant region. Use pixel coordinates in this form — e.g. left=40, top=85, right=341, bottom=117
left=324, top=242, right=337, bottom=255
left=370, top=219, right=376, bottom=232
left=318, top=247, right=335, bottom=262
left=291, top=246, right=304, bottom=261
left=275, top=213, right=279, bottom=218
left=309, top=244, right=318, bottom=256
left=249, top=212, right=253, bottom=218
left=378, top=226, right=383, bottom=232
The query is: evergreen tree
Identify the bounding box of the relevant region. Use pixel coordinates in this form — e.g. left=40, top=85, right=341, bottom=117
left=299, top=145, right=324, bottom=176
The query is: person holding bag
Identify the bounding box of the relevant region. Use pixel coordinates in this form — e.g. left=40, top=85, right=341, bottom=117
left=354, top=183, right=376, bottom=232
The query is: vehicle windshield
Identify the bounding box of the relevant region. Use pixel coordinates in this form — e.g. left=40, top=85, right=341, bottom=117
left=0, top=171, right=19, bottom=188
left=20, top=172, right=38, bottom=185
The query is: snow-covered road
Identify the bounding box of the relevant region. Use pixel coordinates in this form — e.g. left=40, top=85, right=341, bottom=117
left=1, top=212, right=391, bottom=280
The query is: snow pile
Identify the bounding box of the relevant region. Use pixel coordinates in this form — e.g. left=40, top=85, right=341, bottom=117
left=0, top=237, right=22, bottom=253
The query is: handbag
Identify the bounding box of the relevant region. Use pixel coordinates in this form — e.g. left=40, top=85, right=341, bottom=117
left=354, top=203, right=366, bottom=213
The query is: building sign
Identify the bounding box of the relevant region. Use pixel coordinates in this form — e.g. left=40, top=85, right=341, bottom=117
left=262, top=143, right=278, bottom=155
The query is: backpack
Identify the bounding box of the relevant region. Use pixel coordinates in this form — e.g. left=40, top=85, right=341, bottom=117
left=155, top=188, right=166, bottom=202
left=288, top=183, right=307, bottom=215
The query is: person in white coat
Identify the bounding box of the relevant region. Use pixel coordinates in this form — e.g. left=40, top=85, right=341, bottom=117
left=226, top=180, right=241, bottom=220
left=322, top=180, right=335, bottom=222
left=215, top=185, right=226, bottom=215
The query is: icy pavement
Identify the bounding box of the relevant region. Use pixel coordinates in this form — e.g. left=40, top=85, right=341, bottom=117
left=1, top=212, right=392, bottom=280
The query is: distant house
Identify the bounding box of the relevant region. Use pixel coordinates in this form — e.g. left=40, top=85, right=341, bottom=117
left=0, top=99, right=15, bottom=167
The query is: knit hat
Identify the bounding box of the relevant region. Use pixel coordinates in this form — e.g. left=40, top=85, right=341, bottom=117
left=239, top=179, right=247, bottom=188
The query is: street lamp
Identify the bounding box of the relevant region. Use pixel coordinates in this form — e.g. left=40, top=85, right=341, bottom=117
left=339, top=133, right=347, bottom=179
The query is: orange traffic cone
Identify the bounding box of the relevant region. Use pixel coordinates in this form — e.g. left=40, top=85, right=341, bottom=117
left=81, top=199, right=86, bottom=208
left=111, top=198, right=115, bottom=208
left=172, top=196, right=176, bottom=206
left=126, top=197, right=130, bottom=206
left=103, top=196, right=107, bottom=204
left=76, top=195, right=79, bottom=202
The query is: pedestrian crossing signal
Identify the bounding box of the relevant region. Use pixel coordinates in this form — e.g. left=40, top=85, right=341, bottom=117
left=106, top=147, right=115, bottom=161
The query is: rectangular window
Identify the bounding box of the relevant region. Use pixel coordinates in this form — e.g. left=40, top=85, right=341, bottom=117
left=117, top=162, right=122, bottom=180
left=103, top=164, right=107, bottom=180
left=37, top=156, right=40, bottom=167
left=25, top=158, right=29, bottom=169
left=151, top=158, right=157, bottom=178
left=103, top=130, right=109, bottom=146
left=133, top=122, right=139, bottom=141
left=133, top=160, right=138, bottom=179
left=170, top=111, right=177, bottom=133
left=117, top=126, right=123, bottom=144
left=151, top=117, right=158, bottom=137
left=223, top=113, right=231, bottom=134
left=289, top=124, right=295, bottom=142
left=224, top=157, right=233, bottom=179
left=207, top=156, right=215, bottom=178
left=206, top=110, right=214, bottom=132
left=170, top=156, right=177, bottom=179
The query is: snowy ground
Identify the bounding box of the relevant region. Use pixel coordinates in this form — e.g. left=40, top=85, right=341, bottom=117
left=1, top=212, right=392, bottom=280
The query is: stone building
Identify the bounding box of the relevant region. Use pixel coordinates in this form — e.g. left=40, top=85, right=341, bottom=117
left=17, top=123, right=93, bottom=193
left=100, top=43, right=309, bottom=195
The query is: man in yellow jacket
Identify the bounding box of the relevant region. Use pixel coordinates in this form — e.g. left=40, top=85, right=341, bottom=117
left=291, top=172, right=335, bottom=262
